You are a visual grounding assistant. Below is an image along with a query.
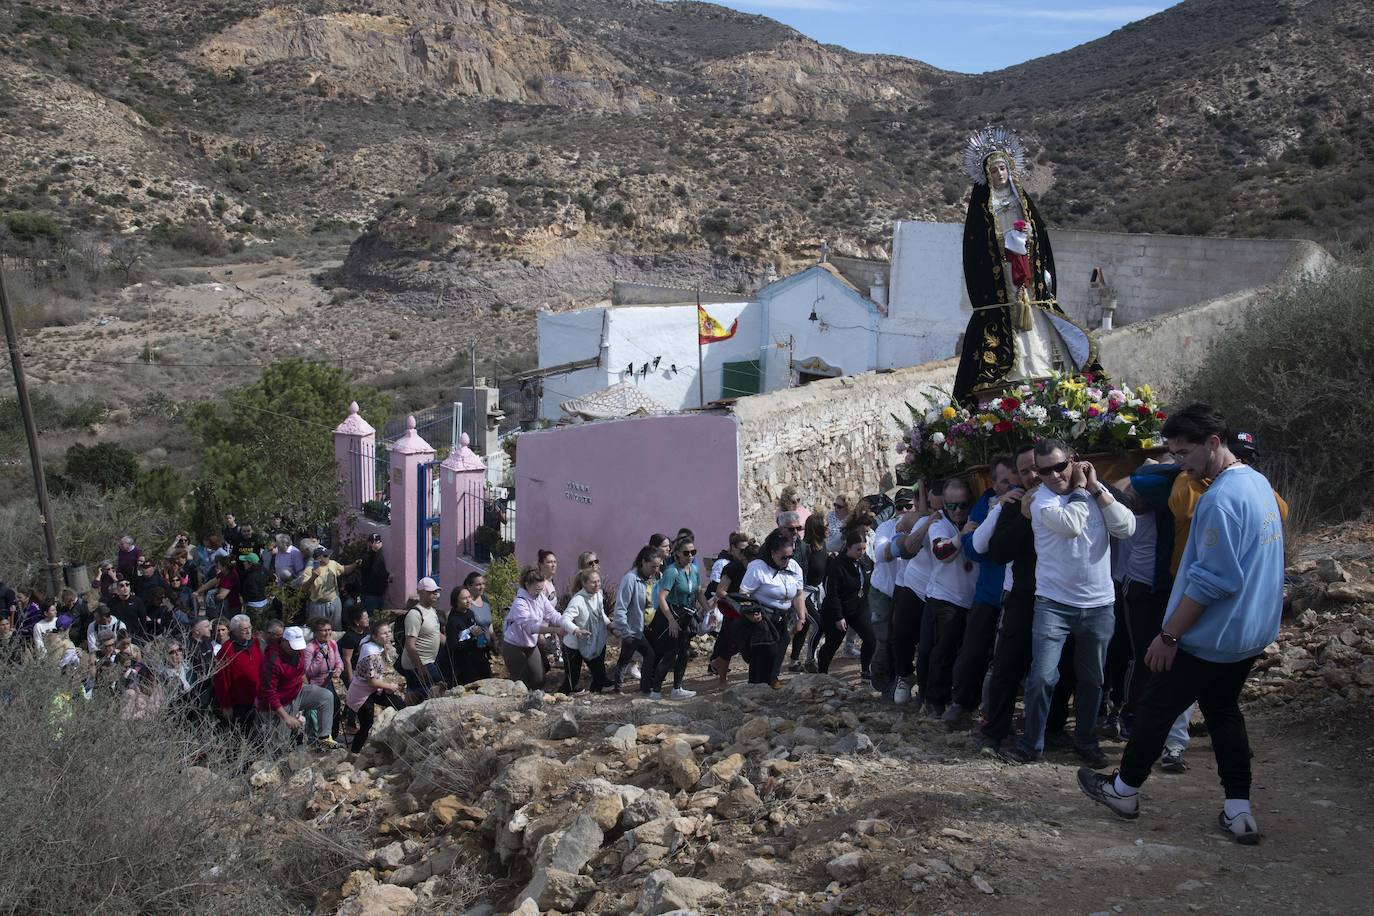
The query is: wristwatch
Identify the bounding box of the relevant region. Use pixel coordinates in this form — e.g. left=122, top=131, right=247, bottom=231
left=1159, top=631, right=1179, bottom=647
left=1089, top=487, right=1106, bottom=498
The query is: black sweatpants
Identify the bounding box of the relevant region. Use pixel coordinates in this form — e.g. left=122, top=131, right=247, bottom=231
left=889, top=586, right=923, bottom=680
left=981, top=592, right=1033, bottom=741
left=1103, top=588, right=1132, bottom=712
left=563, top=646, right=610, bottom=693
left=817, top=611, right=875, bottom=674
left=1119, top=650, right=1257, bottom=799
left=350, top=691, right=405, bottom=753
left=950, top=600, right=1001, bottom=711
left=649, top=616, right=691, bottom=692
left=922, top=598, right=968, bottom=706
left=613, top=634, right=657, bottom=695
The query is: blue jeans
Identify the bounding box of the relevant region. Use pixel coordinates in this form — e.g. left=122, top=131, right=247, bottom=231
left=1017, top=596, right=1115, bottom=755
left=361, top=594, right=385, bottom=615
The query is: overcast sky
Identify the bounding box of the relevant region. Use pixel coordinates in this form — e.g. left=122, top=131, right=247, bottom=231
left=709, top=1, right=1175, bottom=73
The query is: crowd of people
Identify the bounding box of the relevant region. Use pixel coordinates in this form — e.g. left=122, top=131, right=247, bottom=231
left=0, top=402, right=1285, bottom=844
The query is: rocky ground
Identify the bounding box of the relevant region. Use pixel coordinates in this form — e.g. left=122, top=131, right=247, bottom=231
left=235, top=529, right=1374, bottom=916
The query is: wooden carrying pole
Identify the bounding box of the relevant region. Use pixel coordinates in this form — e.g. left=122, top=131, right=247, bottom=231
left=696, top=289, right=706, bottom=408
left=0, top=263, right=62, bottom=597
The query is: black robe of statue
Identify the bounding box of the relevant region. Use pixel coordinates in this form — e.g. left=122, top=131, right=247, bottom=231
left=953, top=180, right=1092, bottom=404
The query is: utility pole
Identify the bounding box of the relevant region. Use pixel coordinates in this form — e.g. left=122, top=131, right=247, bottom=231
left=0, top=262, right=62, bottom=597
left=469, top=339, right=478, bottom=445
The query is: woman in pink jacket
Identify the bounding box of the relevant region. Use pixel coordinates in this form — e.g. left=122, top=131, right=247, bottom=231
left=501, top=567, right=584, bottom=690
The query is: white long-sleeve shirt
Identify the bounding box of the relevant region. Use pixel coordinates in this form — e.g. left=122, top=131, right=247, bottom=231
left=1032, top=486, right=1135, bottom=607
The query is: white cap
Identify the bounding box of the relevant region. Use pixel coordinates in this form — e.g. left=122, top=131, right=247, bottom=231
left=281, top=626, right=308, bottom=650
left=416, top=577, right=440, bottom=593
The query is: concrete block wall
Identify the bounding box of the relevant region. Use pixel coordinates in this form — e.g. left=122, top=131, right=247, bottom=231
left=1052, top=231, right=1327, bottom=329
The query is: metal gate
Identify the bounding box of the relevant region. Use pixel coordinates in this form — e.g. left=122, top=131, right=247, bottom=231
left=416, top=459, right=441, bottom=584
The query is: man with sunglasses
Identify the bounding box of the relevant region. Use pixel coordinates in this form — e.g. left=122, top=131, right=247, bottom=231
left=1004, top=439, right=1135, bottom=767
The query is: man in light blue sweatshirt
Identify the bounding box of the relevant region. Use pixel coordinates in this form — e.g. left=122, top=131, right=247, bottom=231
left=1079, top=404, right=1283, bottom=845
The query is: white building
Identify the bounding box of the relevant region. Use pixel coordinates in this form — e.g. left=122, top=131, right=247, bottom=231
left=537, top=220, right=1314, bottom=420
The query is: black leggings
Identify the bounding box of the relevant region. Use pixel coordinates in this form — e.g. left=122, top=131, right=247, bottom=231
left=351, top=691, right=405, bottom=753
left=649, top=613, right=692, bottom=691
left=817, top=612, right=875, bottom=674
left=563, top=646, right=610, bottom=693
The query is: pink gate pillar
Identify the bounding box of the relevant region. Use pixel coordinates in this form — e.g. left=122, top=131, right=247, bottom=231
left=387, top=416, right=436, bottom=608
left=334, top=401, right=376, bottom=510
left=440, top=433, right=487, bottom=593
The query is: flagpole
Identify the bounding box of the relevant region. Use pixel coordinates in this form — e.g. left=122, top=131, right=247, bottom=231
left=696, top=287, right=706, bottom=407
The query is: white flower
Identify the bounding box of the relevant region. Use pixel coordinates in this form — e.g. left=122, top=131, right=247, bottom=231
left=1128, top=424, right=1138, bottom=436
left=1026, top=405, right=1048, bottom=422
left=1065, top=409, right=1081, bottom=421
left=930, top=432, right=946, bottom=446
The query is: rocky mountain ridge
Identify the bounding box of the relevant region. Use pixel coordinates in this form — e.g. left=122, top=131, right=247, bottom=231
left=0, top=0, right=1370, bottom=312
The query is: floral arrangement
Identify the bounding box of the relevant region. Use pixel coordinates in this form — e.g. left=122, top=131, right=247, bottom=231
left=895, top=372, right=1167, bottom=481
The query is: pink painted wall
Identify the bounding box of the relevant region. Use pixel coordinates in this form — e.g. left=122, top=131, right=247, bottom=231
left=514, top=414, right=741, bottom=596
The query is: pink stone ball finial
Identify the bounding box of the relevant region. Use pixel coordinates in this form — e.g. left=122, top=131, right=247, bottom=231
left=348, top=401, right=360, bottom=415
left=406, top=415, right=417, bottom=431
left=460, top=432, right=471, bottom=448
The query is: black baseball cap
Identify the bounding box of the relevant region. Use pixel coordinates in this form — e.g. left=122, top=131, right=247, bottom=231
left=1231, top=431, right=1258, bottom=458
left=894, top=488, right=916, bottom=507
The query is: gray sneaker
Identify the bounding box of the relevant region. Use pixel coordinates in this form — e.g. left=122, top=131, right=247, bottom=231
left=1077, top=768, right=1140, bottom=820
left=1218, top=809, right=1261, bottom=845
left=1159, top=747, right=1188, bottom=773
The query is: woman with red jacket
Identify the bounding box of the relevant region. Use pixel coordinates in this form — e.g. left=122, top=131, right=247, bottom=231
left=213, top=614, right=262, bottom=736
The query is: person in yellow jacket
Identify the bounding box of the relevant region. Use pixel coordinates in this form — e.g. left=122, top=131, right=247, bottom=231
left=1168, top=431, right=1288, bottom=576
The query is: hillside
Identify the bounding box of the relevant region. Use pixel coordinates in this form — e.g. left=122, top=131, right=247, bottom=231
left=0, top=0, right=1370, bottom=314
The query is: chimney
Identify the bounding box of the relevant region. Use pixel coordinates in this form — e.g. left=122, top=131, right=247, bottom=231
left=870, top=272, right=888, bottom=308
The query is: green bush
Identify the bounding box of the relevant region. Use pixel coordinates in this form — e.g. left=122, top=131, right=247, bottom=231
left=1, top=210, right=62, bottom=242
left=1185, top=258, right=1374, bottom=529
left=483, top=553, right=518, bottom=636
left=64, top=441, right=139, bottom=492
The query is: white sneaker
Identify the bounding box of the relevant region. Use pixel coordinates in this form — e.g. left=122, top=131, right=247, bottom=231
left=893, top=676, right=913, bottom=705
left=648, top=691, right=662, bottom=700
left=1219, top=809, right=1261, bottom=845
left=628, top=664, right=642, bottom=679
left=671, top=687, right=696, bottom=699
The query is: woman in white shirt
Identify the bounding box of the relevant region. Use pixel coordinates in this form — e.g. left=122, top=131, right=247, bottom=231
left=561, top=568, right=612, bottom=694
left=738, top=528, right=807, bottom=687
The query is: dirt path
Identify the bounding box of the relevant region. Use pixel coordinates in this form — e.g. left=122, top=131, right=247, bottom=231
left=532, top=650, right=1374, bottom=915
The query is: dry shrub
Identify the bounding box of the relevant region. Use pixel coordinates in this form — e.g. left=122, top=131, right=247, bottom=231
left=271, top=820, right=370, bottom=907
left=0, top=658, right=291, bottom=915
left=1185, top=258, right=1374, bottom=529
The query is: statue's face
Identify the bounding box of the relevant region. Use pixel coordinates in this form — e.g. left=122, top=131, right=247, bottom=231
left=986, top=158, right=1010, bottom=189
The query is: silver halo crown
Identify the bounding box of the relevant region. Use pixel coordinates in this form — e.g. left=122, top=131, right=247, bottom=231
left=963, top=125, right=1028, bottom=186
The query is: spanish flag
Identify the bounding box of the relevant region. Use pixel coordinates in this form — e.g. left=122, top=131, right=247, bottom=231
left=698, top=305, right=738, bottom=344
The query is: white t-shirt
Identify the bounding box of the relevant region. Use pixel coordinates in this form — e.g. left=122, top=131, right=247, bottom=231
left=901, top=537, right=935, bottom=599
left=740, top=559, right=804, bottom=612
left=1031, top=486, right=1119, bottom=607
left=869, top=518, right=903, bottom=597
left=924, top=517, right=978, bottom=608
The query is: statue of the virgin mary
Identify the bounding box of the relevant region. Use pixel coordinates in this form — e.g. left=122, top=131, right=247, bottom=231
left=952, top=126, right=1100, bottom=404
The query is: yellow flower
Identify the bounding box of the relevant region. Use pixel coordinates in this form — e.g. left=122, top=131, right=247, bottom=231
left=941, top=406, right=957, bottom=420
left=977, top=413, right=998, bottom=425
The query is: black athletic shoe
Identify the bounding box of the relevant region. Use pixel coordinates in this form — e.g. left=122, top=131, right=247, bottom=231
left=999, top=745, right=1044, bottom=765
left=1075, top=745, right=1110, bottom=769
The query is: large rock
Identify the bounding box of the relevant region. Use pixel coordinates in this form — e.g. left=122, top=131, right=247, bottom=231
left=631, top=869, right=726, bottom=916
left=619, top=789, right=678, bottom=830
left=481, top=755, right=572, bottom=863
left=826, top=850, right=869, bottom=883
left=658, top=738, right=701, bottom=790
left=516, top=813, right=606, bottom=905
left=550, top=710, right=580, bottom=739
left=699, top=753, right=745, bottom=788
left=534, top=868, right=593, bottom=911
left=608, top=723, right=639, bottom=753
left=715, top=776, right=762, bottom=819
left=576, top=778, right=637, bottom=830
left=1327, top=582, right=1374, bottom=604
left=337, top=884, right=417, bottom=916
